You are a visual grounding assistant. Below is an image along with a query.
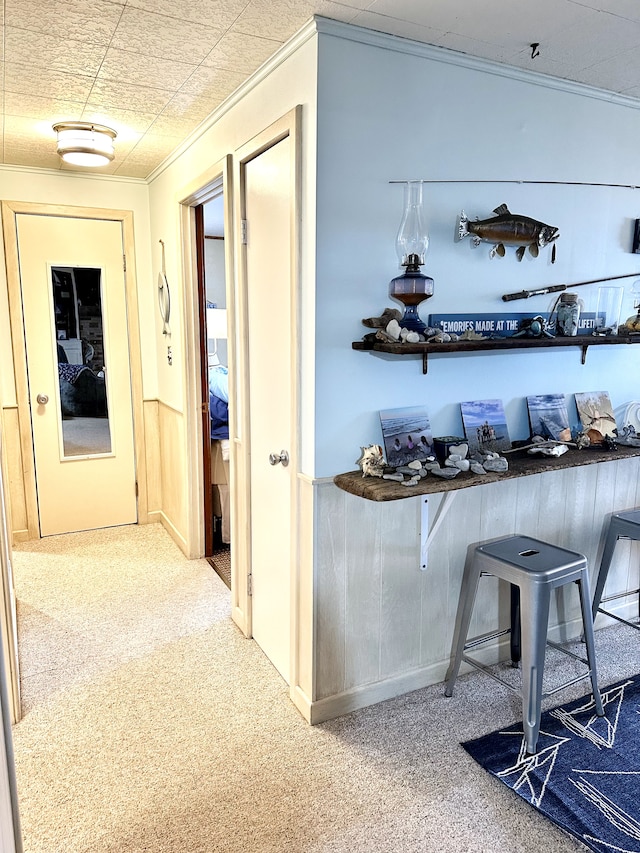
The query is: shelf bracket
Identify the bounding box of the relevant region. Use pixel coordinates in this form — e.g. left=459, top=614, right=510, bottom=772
left=581, top=344, right=589, bottom=365
left=423, top=352, right=428, bottom=374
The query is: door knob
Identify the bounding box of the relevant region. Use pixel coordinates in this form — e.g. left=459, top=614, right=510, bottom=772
left=36, top=393, right=49, bottom=405
left=269, top=450, right=289, bottom=467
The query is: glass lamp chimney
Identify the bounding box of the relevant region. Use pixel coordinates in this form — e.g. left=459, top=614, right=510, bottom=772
left=390, top=180, right=433, bottom=334
left=396, top=180, right=429, bottom=268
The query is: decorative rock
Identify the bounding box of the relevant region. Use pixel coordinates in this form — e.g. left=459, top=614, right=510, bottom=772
left=401, top=478, right=419, bottom=487
left=423, top=461, right=442, bottom=472
left=383, top=473, right=404, bottom=481
left=453, top=459, right=470, bottom=472
left=386, top=319, right=401, bottom=341
left=397, top=466, right=417, bottom=475
left=470, top=461, right=487, bottom=475
left=375, top=328, right=396, bottom=342
left=459, top=329, right=487, bottom=341
left=448, top=443, right=468, bottom=459
left=431, top=467, right=460, bottom=479
left=405, top=331, right=420, bottom=343
left=407, top=460, right=423, bottom=470
left=483, top=456, right=509, bottom=473
left=427, top=331, right=451, bottom=343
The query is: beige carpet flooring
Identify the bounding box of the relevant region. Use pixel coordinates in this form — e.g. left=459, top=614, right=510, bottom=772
left=9, top=523, right=640, bottom=853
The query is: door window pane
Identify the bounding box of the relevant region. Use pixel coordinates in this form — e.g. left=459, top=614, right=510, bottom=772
left=52, top=266, right=111, bottom=457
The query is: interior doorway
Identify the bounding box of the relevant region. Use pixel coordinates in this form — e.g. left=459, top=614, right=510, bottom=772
left=198, top=193, right=231, bottom=589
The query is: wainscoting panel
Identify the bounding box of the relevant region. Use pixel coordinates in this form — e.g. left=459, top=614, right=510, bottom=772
left=142, top=400, right=161, bottom=517
left=1, top=407, right=28, bottom=542
left=157, top=401, right=188, bottom=553
left=312, top=456, right=640, bottom=720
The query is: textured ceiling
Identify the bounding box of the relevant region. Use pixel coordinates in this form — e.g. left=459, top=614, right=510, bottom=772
left=3, top=0, right=640, bottom=180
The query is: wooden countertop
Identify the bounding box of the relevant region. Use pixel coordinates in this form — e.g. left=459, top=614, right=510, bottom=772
left=334, top=444, right=640, bottom=502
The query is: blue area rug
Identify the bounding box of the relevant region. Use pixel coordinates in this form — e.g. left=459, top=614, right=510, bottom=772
left=463, top=675, right=640, bottom=852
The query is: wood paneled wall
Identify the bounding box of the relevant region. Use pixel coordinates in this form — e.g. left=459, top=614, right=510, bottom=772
left=311, top=456, right=640, bottom=723
left=0, top=408, right=28, bottom=542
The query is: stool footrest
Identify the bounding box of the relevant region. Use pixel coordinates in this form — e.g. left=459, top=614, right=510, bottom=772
left=463, top=627, right=511, bottom=651
left=461, top=654, right=519, bottom=693
left=597, top=606, right=640, bottom=631
left=546, top=638, right=588, bottom=665
left=462, top=652, right=596, bottom=699
left=541, top=670, right=594, bottom=698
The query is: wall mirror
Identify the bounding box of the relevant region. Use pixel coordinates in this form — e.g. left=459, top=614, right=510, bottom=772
left=52, top=266, right=112, bottom=457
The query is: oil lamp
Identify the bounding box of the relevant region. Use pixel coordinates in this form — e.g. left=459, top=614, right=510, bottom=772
left=389, top=180, right=434, bottom=334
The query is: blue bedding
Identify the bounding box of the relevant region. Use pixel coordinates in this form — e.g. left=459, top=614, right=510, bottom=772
left=210, top=391, right=229, bottom=439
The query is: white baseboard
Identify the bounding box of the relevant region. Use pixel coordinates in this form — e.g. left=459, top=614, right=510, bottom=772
left=290, top=684, right=312, bottom=722
left=307, top=610, right=627, bottom=725
left=156, top=511, right=188, bottom=556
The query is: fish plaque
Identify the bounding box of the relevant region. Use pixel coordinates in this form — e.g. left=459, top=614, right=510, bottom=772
left=457, top=204, right=559, bottom=262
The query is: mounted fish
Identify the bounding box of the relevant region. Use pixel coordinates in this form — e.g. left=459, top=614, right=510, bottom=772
left=457, top=204, right=559, bottom=263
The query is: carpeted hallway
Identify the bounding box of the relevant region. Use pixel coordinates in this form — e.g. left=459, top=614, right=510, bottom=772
left=9, top=524, right=639, bottom=852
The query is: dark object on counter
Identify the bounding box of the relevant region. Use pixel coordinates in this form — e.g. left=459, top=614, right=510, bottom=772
left=433, top=435, right=466, bottom=465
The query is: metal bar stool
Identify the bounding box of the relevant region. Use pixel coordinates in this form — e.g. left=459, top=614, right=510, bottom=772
left=444, top=534, right=604, bottom=754
left=592, top=509, right=640, bottom=631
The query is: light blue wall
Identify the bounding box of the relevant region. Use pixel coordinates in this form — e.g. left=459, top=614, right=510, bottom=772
left=314, top=27, right=640, bottom=477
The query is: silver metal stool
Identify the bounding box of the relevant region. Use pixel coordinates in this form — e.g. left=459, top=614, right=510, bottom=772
left=592, top=509, right=640, bottom=631
left=444, top=534, right=604, bottom=754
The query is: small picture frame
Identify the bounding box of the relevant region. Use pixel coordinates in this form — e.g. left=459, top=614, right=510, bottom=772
left=633, top=219, right=640, bottom=254
left=526, top=393, right=571, bottom=441
left=379, top=406, right=433, bottom=467
left=460, top=398, right=511, bottom=455
left=575, top=391, right=618, bottom=443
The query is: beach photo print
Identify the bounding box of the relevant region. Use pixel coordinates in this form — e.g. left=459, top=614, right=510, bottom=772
left=460, top=398, right=511, bottom=455
left=379, top=406, right=434, bottom=467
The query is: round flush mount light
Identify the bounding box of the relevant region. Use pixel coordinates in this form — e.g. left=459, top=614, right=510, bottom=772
left=53, top=121, right=117, bottom=167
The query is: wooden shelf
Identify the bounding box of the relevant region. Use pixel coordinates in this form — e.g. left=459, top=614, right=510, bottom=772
left=334, top=444, right=640, bottom=502
left=352, top=333, right=640, bottom=373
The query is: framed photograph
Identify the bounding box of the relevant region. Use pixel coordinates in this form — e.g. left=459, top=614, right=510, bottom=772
left=575, top=391, right=618, bottom=443
left=526, top=393, right=571, bottom=441
left=379, top=406, right=433, bottom=467
left=460, top=398, right=511, bottom=455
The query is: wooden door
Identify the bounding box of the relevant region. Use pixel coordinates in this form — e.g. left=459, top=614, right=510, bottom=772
left=243, top=136, right=294, bottom=682
left=17, top=214, right=137, bottom=536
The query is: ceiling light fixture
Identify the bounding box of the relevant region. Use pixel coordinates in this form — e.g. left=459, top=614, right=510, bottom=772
left=53, top=121, right=117, bottom=167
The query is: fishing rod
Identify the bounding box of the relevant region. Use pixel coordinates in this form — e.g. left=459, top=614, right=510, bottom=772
left=502, top=272, right=640, bottom=302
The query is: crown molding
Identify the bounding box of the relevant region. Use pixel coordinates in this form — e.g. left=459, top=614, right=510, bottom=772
left=0, top=162, right=147, bottom=184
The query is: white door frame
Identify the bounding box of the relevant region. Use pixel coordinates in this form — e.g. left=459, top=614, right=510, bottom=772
left=1, top=201, right=149, bottom=540
left=234, top=107, right=302, bottom=688
left=179, top=107, right=302, bottom=685
left=178, top=156, right=250, bottom=623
